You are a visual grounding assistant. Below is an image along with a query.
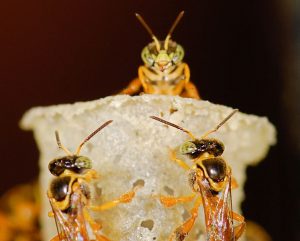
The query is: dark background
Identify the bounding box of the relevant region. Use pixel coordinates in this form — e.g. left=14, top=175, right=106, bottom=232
left=0, top=1, right=298, bottom=240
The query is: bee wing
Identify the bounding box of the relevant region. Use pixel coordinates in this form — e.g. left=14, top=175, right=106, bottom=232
left=49, top=193, right=90, bottom=241
left=49, top=197, right=72, bottom=241
left=227, top=176, right=235, bottom=238
left=199, top=178, right=234, bottom=240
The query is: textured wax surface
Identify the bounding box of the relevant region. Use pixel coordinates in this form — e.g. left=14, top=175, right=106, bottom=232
left=21, top=95, right=276, bottom=241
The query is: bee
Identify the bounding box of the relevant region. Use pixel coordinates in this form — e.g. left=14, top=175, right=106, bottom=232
left=150, top=110, right=245, bottom=241
left=48, top=120, right=141, bottom=241
left=120, top=11, right=200, bottom=99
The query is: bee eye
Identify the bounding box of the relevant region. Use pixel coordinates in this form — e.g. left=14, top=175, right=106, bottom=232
left=180, top=141, right=197, bottom=154
left=172, top=55, right=179, bottom=63
left=75, top=156, right=92, bottom=169
left=147, top=57, right=153, bottom=63
left=145, top=56, right=155, bottom=66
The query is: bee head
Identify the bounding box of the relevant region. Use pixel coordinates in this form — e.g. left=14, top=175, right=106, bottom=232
left=49, top=156, right=92, bottom=176
left=180, top=139, right=224, bottom=159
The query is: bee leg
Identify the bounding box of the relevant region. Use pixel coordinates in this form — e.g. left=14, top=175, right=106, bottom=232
left=231, top=211, right=246, bottom=240
left=155, top=148, right=196, bottom=216
left=171, top=79, right=186, bottom=96
left=84, top=169, right=99, bottom=182
left=139, top=66, right=157, bottom=94
left=89, top=185, right=142, bottom=211
left=170, top=196, right=202, bottom=241
left=83, top=208, right=112, bottom=241
left=179, top=63, right=200, bottom=99
left=231, top=177, right=239, bottom=189
left=154, top=193, right=196, bottom=208
left=169, top=149, right=191, bottom=171
left=120, top=77, right=142, bottom=95
left=50, top=236, right=60, bottom=241
left=96, top=235, right=111, bottom=241
left=183, top=81, right=200, bottom=99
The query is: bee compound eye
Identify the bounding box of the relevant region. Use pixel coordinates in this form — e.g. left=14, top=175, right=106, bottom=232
left=180, top=141, right=197, bottom=154
left=172, top=54, right=179, bottom=63
left=49, top=159, right=65, bottom=176
left=75, top=156, right=92, bottom=170
left=209, top=140, right=225, bottom=156
left=146, top=56, right=154, bottom=64
left=49, top=157, right=76, bottom=176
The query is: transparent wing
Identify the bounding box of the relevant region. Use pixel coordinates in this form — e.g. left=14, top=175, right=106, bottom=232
left=49, top=193, right=90, bottom=241
left=199, top=177, right=234, bottom=240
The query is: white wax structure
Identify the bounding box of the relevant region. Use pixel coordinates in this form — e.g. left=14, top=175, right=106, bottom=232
left=20, top=95, right=276, bottom=241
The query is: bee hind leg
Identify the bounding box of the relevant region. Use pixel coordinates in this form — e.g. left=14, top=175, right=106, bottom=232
left=231, top=211, right=246, bottom=240
left=83, top=208, right=112, bottom=241
left=169, top=196, right=202, bottom=241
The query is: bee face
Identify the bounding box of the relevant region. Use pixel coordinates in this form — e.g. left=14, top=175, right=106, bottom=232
left=180, top=139, right=225, bottom=159
left=180, top=141, right=198, bottom=155
left=49, top=156, right=92, bottom=176
left=141, top=40, right=184, bottom=71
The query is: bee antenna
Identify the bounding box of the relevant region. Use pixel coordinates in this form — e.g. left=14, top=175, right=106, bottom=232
left=150, top=116, right=196, bottom=140
left=201, top=109, right=239, bottom=139
left=55, top=131, right=72, bottom=156
left=164, top=11, right=185, bottom=50
left=135, top=13, right=161, bottom=51
left=75, top=120, right=113, bottom=155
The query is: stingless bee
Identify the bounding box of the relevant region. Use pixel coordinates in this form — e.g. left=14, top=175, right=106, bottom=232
left=120, top=11, right=200, bottom=99
left=150, top=110, right=245, bottom=241
left=48, top=120, right=141, bottom=241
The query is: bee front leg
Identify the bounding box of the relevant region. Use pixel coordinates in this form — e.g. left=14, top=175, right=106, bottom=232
left=154, top=193, right=196, bottom=208
left=155, top=149, right=195, bottom=207
left=170, top=196, right=202, bottom=241
left=88, top=185, right=142, bottom=211
left=183, top=82, right=200, bottom=99
left=169, top=148, right=190, bottom=171
left=139, top=66, right=156, bottom=94
left=120, top=77, right=142, bottom=95
left=181, top=64, right=200, bottom=99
